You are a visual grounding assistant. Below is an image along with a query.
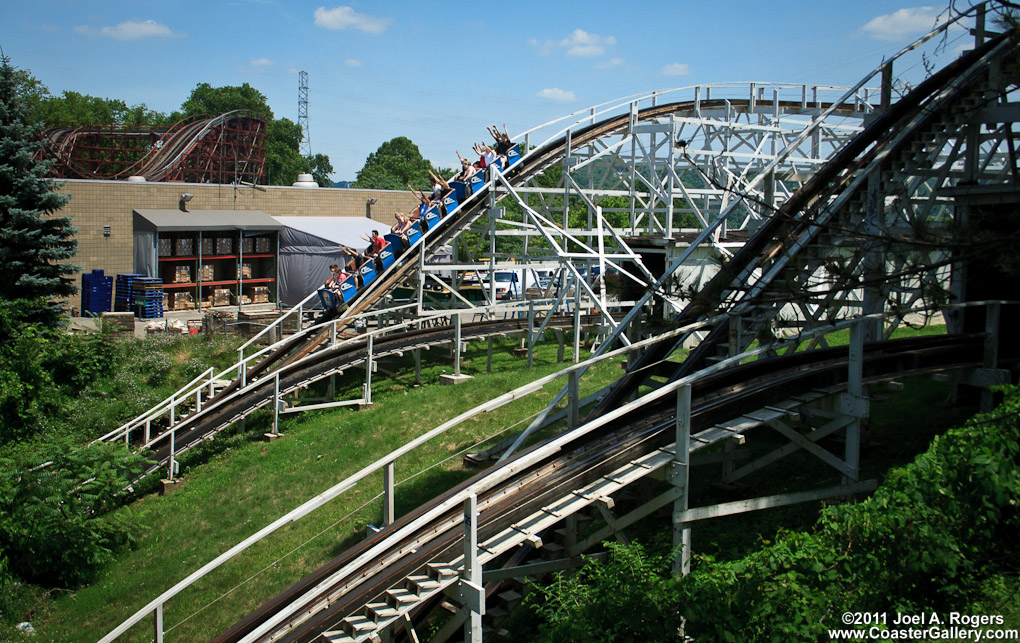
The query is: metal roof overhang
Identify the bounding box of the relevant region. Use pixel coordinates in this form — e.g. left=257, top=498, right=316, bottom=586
left=133, top=209, right=284, bottom=232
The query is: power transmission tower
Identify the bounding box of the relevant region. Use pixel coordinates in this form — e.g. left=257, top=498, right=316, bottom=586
left=298, top=70, right=311, bottom=158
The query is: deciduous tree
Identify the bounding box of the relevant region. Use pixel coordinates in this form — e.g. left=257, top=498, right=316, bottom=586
left=352, top=136, right=435, bottom=191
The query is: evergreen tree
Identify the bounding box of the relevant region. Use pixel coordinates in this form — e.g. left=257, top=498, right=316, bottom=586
left=0, top=54, right=78, bottom=326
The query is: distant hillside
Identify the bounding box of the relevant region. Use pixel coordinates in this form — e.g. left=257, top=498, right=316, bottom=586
left=332, top=180, right=354, bottom=188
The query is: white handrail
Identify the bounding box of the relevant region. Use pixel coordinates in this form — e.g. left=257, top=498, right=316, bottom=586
left=237, top=289, right=318, bottom=359
left=92, top=367, right=216, bottom=444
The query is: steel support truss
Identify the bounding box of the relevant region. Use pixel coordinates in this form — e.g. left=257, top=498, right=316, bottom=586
left=397, top=82, right=876, bottom=342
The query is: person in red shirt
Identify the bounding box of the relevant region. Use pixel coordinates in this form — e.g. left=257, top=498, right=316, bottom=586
left=362, top=230, right=386, bottom=256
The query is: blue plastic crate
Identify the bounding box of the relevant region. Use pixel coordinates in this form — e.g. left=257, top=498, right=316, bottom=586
left=115, top=273, right=146, bottom=311
left=81, top=270, right=113, bottom=314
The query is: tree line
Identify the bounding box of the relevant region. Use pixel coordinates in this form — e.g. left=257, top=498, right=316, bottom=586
left=14, top=65, right=333, bottom=187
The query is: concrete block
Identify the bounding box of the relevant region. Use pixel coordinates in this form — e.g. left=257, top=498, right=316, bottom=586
left=440, top=373, right=474, bottom=385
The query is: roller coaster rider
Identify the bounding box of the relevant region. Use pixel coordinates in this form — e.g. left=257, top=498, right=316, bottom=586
left=317, top=264, right=344, bottom=310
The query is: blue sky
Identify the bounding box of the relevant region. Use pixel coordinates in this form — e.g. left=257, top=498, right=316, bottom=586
left=1, top=1, right=976, bottom=180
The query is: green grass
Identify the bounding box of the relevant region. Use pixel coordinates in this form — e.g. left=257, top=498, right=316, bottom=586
left=25, top=333, right=621, bottom=642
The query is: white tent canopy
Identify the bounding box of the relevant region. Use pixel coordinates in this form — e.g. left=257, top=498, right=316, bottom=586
left=274, top=216, right=384, bottom=306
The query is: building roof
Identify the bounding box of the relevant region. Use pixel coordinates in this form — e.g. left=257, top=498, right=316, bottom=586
left=272, top=216, right=381, bottom=247
left=133, top=209, right=284, bottom=231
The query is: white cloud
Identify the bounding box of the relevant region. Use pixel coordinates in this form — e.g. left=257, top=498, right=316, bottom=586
left=660, top=62, right=690, bottom=76
left=534, top=29, right=616, bottom=58
left=597, top=57, right=625, bottom=70
left=562, top=29, right=616, bottom=57
left=861, top=6, right=940, bottom=41
left=314, top=6, right=391, bottom=34
left=73, top=19, right=181, bottom=40
left=345, top=59, right=362, bottom=67
left=537, top=88, right=576, bottom=102
left=250, top=58, right=273, bottom=68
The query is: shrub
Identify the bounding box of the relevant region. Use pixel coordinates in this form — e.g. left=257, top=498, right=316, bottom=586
left=0, top=441, right=147, bottom=587
left=526, top=540, right=683, bottom=642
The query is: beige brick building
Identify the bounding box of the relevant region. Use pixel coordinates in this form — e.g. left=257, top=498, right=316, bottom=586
left=52, top=179, right=418, bottom=308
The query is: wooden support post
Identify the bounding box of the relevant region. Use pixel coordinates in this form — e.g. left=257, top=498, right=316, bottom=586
left=453, top=313, right=463, bottom=377
left=728, top=313, right=742, bottom=357
left=881, top=62, right=893, bottom=111
left=272, top=371, right=281, bottom=435
left=573, top=288, right=581, bottom=363
left=168, top=430, right=176, bottom=482
left=975, top=2, right=987, bottom=46
left=672, top=384, right=692, bottom=575
left=564, top=513, right=578, bottom=551
left=722, top=438, right=736, bottom=480
left=554, top=328, right=565, bottom=363
left=413, top=348, right=422, bottom=386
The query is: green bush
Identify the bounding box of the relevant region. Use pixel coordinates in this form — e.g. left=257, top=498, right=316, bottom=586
left=527, top=540, right=683, bottom=642
left=0, top=440, right=147, bottom=587
left=0, top=299, right=62, bottom=441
